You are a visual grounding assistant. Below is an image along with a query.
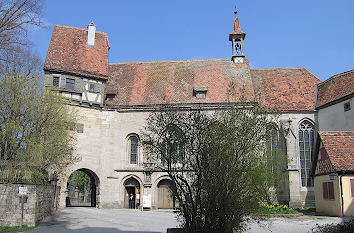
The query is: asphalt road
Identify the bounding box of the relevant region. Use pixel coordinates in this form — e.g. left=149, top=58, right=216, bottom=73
left=25, top=208, right=350, bottom=233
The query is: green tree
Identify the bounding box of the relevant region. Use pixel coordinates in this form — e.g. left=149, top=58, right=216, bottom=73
left=0, top=48, right=77, bottom=184
left=67, top=171, right=91, bottom=194
left=142, top=106, right=278, bottom=233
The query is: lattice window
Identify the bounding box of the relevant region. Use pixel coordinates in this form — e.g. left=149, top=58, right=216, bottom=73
left=299, top=120, right=315, bottom=186
left=129, top=136, right=138, bottom=164
left=53, top=77, right=59, bottom=87
left=65, top=78, right=75, bottom=90
left=266, top=126, right=279, bottom=175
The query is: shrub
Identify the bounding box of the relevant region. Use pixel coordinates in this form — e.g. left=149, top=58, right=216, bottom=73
left=311, top=219, right=354, bottom=233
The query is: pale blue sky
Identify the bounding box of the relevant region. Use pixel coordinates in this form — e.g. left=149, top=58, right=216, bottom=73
left=30, top=0, right=354, bottom=81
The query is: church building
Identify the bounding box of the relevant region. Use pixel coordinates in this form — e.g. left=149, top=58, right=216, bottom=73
left=44, top=11, right=323, bottom=209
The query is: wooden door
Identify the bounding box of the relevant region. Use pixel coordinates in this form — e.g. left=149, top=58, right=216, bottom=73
left=158, top=184, right=174, bottom=209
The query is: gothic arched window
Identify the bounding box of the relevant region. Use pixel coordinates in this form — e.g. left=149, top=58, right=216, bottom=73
left=129, top=136, right=139, bottom=164
left=266, top=126, right=279, bottom=175
left=162, top=125, right=185, bottom=165
left=299, top=120, right=315, bottom=186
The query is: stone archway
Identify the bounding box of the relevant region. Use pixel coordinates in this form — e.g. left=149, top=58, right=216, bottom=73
left=157, top=179, right=175, bottom=209
left=123, top=177, right=141, bottom=209
left=66, top=168, right=100, bottom=207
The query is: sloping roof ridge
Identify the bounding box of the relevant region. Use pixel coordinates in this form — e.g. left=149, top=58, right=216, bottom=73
left=109, top=58, right=230, bottom=65
left=319, top=131, right=354, bottom=136
left=54, top=24, right=108, bottom=35
left=317, top=69, right=354, bottom=87
left=251, top=67, right=306, bottom=71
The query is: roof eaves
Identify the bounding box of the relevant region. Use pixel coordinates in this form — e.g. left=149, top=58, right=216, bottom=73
left=44, top=65, right=109, bottom=80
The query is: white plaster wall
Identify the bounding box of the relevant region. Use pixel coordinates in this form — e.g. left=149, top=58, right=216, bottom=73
left=318, top=97, right=354, bottom=131
left=314, top=175, right=342, bottom=216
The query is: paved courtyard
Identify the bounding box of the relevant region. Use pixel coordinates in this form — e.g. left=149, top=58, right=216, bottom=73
left=25, top=208, right=350, bottom=233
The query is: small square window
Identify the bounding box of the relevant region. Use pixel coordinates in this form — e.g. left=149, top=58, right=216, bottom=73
left=344, top=102, right=351, bottom=112
left=65, top=78, right=75, bottom=90
left=105, top=94, right=116, bottom=101
left=53, top=77, right=59, bottom=87
left=89, top=84, right=95, bottom=93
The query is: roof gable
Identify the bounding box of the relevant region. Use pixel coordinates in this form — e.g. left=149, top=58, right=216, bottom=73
left=316, top=69, right=354, bottom=109
left=44, top=25, right=110, bottom=79
left=312, top=131, right=354, bottom=175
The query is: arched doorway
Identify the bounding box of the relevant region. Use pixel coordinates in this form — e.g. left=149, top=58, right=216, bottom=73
left=124, top=177, right=140, bottom=209
left=157, top=179, right=175, bottom=209
left=66, top=168, right=99, bottom=207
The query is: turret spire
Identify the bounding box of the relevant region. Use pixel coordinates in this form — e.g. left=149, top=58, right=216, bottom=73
left=229, top=9, right=246, bottom=63
left=232, top=11, right=243, bottom=34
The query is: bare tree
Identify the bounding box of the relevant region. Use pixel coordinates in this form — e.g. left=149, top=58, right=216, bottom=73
left=142, top=106, right=279, bottom=233
left=0, top=0, right=44, bottom=60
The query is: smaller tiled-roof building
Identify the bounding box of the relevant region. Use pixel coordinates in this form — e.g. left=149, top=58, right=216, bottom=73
left=312, top=131, right=354, bottom=216
left=316, top=69, right=354, bottom=131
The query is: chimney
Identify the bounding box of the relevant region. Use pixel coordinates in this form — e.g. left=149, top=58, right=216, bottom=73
left=87, top=22, right=96, bottom=48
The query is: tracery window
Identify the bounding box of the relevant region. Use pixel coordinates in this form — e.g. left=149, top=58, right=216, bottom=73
left=162, top=125, right=185, bottom=165
left=129, top=136, right=138, bottom=164
left=299, top=120, right=315, bottom=186
left=266, top=126, right=279, bottom=175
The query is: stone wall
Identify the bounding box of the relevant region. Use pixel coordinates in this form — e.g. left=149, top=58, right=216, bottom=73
left=0, top=184, right=60, bottom=226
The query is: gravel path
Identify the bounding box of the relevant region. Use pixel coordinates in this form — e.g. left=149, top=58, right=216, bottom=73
left=24, top=208, right=351, bottom=233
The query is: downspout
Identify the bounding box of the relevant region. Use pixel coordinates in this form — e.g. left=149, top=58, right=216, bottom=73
left=339, top=175, right=344, bottom=217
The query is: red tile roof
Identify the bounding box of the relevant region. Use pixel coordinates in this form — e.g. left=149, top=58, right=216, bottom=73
left=43, top=24, right=321, bottom=111
left=44, top=25, right=110, bottom=79
left=106, top=59, right=255, bottom=106
left=250, top=68, right=321, bottom=111
left=313, top=131, right=354, bottom=175
left=105, top=60, right=320, bottom=111
left=315, top=69, right=354, bottom=109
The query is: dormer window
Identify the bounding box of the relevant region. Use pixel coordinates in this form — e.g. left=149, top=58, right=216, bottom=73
left=105, top=94, right=116, bottom=102
left=196, top=92, right=206, bottom=99
left=193, top=86, right=208, bottom=99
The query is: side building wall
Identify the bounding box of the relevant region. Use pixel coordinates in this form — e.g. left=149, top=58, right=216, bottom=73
left=342, top=176, right=354, bottom=216
left=317, top=97, right=354, bottom=131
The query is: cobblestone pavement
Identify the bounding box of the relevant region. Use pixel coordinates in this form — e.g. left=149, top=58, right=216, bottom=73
left=25, top=208, right=351, bottom=233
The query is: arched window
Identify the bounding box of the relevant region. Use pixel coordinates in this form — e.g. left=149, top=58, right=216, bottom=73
left=266, top=126, right=279, bottom=175
left=299, top=120, right=315, bottom=186
left=129, top=136, right=139, bottom=164
left=162, top=125, right=185, bottom=165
